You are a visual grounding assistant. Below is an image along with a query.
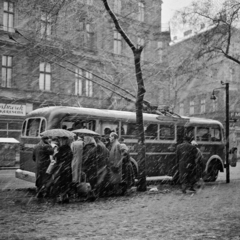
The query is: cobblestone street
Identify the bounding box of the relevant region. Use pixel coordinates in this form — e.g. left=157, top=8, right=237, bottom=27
left=1, top=179, right=240, bottom=240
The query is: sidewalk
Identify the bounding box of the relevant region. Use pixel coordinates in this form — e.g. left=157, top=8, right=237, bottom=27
left=1, top=179, right=240, bottom=240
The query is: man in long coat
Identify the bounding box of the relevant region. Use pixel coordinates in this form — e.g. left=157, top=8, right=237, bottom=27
left=109, top=132, right=122, bottom=184
left=176, top=136, right=198, bottom=193
left=71, top=135, right=84, bottom=184
left=32, top=136, right=54, bottom=197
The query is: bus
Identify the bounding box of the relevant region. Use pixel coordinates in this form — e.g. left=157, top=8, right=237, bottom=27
left=15, top=106, right=225, bottom=183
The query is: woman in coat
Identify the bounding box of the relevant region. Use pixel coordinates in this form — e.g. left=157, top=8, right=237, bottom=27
left=50, top=137, right=73, bottom=203
left=82, top=136, right=98, bottom=198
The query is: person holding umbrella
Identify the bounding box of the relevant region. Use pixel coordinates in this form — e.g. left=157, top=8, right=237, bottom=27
left=50, top=136, right=73, bottom=203
left=32, top=135, right=54, bottom=198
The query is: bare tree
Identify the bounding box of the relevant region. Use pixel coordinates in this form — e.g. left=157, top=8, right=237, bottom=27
left=172, top=0, right=240, bottom=65
left=101, top=0, right=148, bottom=191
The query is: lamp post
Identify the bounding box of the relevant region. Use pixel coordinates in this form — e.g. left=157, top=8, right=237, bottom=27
left=210, top=81, right=230, bottom=183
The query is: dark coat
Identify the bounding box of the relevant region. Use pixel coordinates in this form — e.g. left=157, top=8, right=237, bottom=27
left=32, top=140, right=54, bottom=190
left=121, top=152, right=135, bottom=189
left=176, top=141, right=198, bottom=185
left=82, top=143, right=98, bottom=189
left=96, top=140, right=109, bottom=170
left=50, top=145, right=73, bottom=197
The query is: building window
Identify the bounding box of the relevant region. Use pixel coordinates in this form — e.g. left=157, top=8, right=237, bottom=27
left=3, top=1, right=14, bottom=32
left=137, top=37, right=144, bottom=60
left=85, top=71, right=93, bottom=97
left=1, top=55, right=12, bottom=88
left=40, top=12, right=52, bottom=37
left=179, top=103, right=184, bottom=116
left=114, top=0, right=121, bottom=14
left=200, top=99, right=206, bottom=113
left=212, top=100, right=218, bottom=112
left=39, top=62, right=51, bottom=91
left=138, top=2, right=144, bottom=22
left=114, top=30, right=122, bottom=55
left=189, top=101, right=195, bottom=115
left=86, top=0, right=93, bottom=5
left=86, top=23, right=94, bottom=49
left=75, top=68, right=83, bottom=95
left=157, top=41, right=163, bottom=63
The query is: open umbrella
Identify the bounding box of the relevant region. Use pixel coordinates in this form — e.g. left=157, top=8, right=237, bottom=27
left=71, top=129, right=100, bottom=136
left=41, top=129, right=75, bottom=139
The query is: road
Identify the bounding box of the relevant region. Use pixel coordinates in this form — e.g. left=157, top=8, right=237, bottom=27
left=0, top=163, right=239, bottom=190
left=0, top=168, right=35, bottom=190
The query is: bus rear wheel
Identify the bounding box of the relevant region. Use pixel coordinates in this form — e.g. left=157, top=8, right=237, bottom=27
left=203, top=163, right=219, bottom=182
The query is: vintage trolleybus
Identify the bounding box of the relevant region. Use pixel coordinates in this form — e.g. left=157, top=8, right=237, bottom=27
left=16, top=106, right=226, bottom=183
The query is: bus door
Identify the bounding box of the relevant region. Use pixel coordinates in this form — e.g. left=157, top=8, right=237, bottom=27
left=20, top=117, right=46, bottom=172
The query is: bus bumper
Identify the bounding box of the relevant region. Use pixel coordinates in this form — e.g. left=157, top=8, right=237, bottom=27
left=15, top=169, right=35, bottom=183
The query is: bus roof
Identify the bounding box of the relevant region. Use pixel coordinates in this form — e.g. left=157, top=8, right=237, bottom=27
left=182, top=116, right=224, bottom=128
left=26, top=106, right=188, bottom=124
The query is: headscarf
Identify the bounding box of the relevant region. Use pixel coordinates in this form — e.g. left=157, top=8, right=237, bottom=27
left=84, top=136, right=97, bottom=146
left=120, top=143, right=129, bottom=152
left=191, top=140, right=198, bottom=146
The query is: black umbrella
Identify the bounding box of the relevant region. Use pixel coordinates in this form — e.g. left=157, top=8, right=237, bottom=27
left=41, top=129, right=75, bottom=138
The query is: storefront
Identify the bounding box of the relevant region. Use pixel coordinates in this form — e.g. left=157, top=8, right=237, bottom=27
left=0, top=103, right=33, bottom=141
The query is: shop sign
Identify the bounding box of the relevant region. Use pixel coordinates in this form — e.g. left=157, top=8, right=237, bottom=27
left=0, top=103, right=26, bottom=116
left=230, top=112, right=240, bottom=119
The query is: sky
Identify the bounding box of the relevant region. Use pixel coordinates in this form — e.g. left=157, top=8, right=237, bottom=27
left=161, top=0, right=193, bottom=26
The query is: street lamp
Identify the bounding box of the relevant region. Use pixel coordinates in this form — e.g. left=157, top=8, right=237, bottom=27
left=210, top=81, right=230, bottom=183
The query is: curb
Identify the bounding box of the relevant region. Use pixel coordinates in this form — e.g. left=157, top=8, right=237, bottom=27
left=0, top=164, right=19, bottom=170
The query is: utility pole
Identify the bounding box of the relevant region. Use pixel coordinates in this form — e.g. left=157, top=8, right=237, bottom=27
left=225, top=82, right=230, bottom=183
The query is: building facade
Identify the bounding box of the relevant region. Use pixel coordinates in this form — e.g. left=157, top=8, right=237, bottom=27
left=164, top=26, right=240, bottom=152
left=0, top=0, right=169, bottom=140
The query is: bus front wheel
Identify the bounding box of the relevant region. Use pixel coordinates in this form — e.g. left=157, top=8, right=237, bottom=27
left=203, top=163, right=219, bottom=182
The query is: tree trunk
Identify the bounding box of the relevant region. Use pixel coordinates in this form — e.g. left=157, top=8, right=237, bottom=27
left=134, top=49, right=147, bottom=191
left=101, top=0, right=147, bottom=191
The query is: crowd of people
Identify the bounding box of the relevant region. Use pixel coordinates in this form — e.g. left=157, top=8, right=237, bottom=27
left=32, top=131, right=135, bottom=203
left=32, top=126, right=205, bottom=203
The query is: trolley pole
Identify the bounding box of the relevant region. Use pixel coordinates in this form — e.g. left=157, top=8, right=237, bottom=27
left=225, top=82, right=230, bottom=183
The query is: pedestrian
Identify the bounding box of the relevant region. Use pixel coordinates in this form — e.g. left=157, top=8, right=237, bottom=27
left=106, top=132, right=125, bottom=195
left=82, top=136, right=98, bottom=200
left=119, top=143, right=135, bottom=194
left=191, top=140, right=204, bottom=182
left=176, top=136, right=198, bottom=193
left=46, top=137, right=59, bottom=175
left=32, top=136, right=54, bottom=198
left=94, top=136, right=110, bottom=197
left=50, top=137, right=73, bottom=203
left=109, top=132, right=122, bottom=183
left=70, top=135, right=84, bottom=186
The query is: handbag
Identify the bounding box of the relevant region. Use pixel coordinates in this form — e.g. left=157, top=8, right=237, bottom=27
left=109, top=166, right=121, bottom=184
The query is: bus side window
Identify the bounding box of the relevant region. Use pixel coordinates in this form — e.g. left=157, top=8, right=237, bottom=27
left=101, top=121, right=118, bottom=136
left=210, top=127, right=221, bottom=141
left=26, top=118, right=41, bottom=137
left=160, top=124, right=175, bottom=140
left=197, top=127, right=210, bottom=141
left=40, top=119, right=46, bottom=135
left=145, top=124, right=158, bottom=139
left=122, top=122, right=137, bottom=139
left=185, top=126, right=195, bottom=140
